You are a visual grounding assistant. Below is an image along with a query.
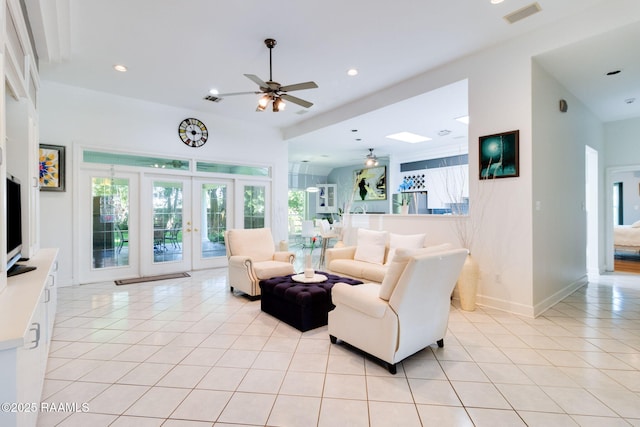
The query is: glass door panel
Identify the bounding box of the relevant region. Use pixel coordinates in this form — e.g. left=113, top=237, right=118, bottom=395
left=152, top=181, right=184, bottom=263
left=192, top=179, right=231, bottom=270
left=243, top=184, right=266, bottom=229
left=91, top=177, right=131, bottom=268
left=142, top=177, right=192, bottom=275
left=79, top=170, right=139, bottom=284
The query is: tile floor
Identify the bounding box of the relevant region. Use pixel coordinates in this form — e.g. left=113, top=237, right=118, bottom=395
left=38, top=270, right=640, bottom=426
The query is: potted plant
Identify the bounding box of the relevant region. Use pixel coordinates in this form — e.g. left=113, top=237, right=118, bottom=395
left=397, top=177, right=414, bottom=214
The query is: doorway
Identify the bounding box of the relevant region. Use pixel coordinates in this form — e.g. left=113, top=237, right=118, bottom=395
left=585, top=146, right=598, bottom=275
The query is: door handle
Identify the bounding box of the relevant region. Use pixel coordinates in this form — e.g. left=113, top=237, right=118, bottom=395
left=28, top=322, right=41, bottom=350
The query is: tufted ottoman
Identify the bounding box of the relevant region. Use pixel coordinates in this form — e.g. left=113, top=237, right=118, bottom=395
left=259, top=272, right=363, bottom=331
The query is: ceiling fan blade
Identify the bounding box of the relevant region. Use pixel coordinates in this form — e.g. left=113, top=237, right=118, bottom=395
left=244, top=74, right=269, bottom=89
left=280, top=81, right=318, bottom=92
left=281, top=93, right=314, bottom=108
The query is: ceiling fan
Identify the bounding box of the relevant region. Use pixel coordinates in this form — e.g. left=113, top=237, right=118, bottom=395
left=204, top=38, right=318, bottom=111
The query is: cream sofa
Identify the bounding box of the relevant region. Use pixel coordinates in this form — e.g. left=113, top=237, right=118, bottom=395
left=325, top=229, right=452, bottom=283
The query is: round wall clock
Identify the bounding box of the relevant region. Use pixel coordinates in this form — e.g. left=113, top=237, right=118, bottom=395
left=178, top=118, right=208, bottom=147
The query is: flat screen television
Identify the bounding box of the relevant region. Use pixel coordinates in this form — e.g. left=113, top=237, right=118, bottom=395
left=6, top=175, right=25, bottom=276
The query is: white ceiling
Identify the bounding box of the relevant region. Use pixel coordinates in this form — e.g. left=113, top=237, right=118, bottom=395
left=32, top=0, right=640, bottom=171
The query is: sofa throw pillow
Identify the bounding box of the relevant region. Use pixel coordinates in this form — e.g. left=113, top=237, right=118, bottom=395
left=353, top=229, right=387, bottom=265
left=379, top=248, right=413, bottom=300
left=632, top=220, right=640, bottom=228
left=385, top=233, right=426, bottom=265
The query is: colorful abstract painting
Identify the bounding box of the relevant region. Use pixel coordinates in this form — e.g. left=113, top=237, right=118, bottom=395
left=354, top=166, right=386, bottom=201
left=39, top=144, right=66, bottom=191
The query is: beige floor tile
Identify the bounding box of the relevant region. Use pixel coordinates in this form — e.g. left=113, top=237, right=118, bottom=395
left=217, top=392, right=276, bottom=425
left=369, top=401, right=422, bottom=427
left=318, top=398, right=369, bottom=427
left=156, top=364, right=210, bottom=388
left=87, top=383, right=149, bottom=414
left=169, top=389, right=232, bottom=421
left=416, top=404, right=473, bottom=427
left=124, top=387, right=190, bottom=418
left=367, top=375, right=414, bottom=403
left=237, top=368, right=285, bottom=394
left=268, top=395, right=321, bottom=427
left=323, top=373, right=367, bottom=399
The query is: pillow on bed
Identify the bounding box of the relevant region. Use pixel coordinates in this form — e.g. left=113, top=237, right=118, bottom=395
left=632, top=220, right=640, bottom=228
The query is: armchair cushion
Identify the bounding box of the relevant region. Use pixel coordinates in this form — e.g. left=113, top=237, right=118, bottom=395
left=353, top=229, right=387, bottom=265
left=253, top=260, right=296, bottom=280
left=385, top=233, right=426, bottom=265
left=331, top=283, right=387, bottom=318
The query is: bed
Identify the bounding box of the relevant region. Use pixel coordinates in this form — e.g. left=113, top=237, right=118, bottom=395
left=614, top=224, right=640, bottom=253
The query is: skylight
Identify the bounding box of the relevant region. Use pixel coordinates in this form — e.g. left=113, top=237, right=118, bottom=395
left=385, top=132, right=431, bottom=143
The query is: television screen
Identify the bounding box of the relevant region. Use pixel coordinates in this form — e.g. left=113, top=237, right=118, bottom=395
left=6, top=175, right=22, bottom=271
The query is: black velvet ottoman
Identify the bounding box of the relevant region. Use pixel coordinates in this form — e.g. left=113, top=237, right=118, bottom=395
left=259, top=272, right=363, bottom=332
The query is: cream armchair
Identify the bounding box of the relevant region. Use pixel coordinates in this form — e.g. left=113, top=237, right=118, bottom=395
left=328, top=247, right=467, bottom=374
left=225, top=228, right=296, bottom=298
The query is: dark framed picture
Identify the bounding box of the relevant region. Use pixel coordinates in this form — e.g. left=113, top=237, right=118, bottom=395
left=479, top=130, right=519, bottom=179
left=354, top=166, right=386, bottom=201
left=39, top=144, right=66, bottom=191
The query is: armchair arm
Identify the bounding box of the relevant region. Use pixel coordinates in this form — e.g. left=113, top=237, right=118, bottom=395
left=332, top=283, right=388, bottom=318
left=326, top=246, right=357, bottom=265
left=273, top=251, right=296, bottom=264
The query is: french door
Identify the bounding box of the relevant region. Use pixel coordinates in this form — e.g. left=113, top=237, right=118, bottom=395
left=78, top=169, right=265, bottom=282
left=79, top=171, right=235, bottom=282
left=141, top=176, right=232, bottom=275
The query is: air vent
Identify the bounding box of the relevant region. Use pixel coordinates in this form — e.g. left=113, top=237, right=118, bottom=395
left=203, top=95, right=222, bottom=103
left=504, top=2, right=541, bottom=24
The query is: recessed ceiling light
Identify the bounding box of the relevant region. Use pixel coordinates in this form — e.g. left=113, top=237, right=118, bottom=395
left=491, top=0, right=505, bottom=4
left=347, top=68, right=358, bottom=76
left=625, top=98, right=636, bottom=104
left=438, top=130, right=452, bottom=136
left=209, top=88, right=219, bottom=95
left=113, top=64, right=127, bottom=72
left=606, top=70, right=621, bottom=76
left=386, top=132, right=431, bottom=143
left=455, top=115, right=470, bottom=124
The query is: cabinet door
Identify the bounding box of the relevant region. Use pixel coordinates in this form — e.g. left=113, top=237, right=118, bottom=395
left=17, top=291, right=47, bottom=427
left=45, top=260, right=58, bottom=347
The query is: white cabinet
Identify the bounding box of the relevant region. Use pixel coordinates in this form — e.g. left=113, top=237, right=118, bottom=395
left=316, top=184, right=337, bottom=213
left=0, top=249, right=58, bottom=427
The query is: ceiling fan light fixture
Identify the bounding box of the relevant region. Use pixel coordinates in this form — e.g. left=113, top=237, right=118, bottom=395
left=365, top=148, right=379, bottom=167
left=257, top=95, right=270, bottom=111
left=273, top=96, right=286, bottom=112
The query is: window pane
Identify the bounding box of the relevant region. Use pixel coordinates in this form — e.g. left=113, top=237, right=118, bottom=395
left=84, top=150, right=189, bottom=171
left=201, top=183, right=227, bottom=258
left=153, top=181, right=183, bottom=263
left=244, top=185, right=265, bottom=229
left=91, top=177, right=129, bottom=269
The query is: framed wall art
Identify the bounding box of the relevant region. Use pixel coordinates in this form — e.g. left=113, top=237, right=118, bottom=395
left=354, top=166, right=386, bottom=201
left=479, top=130, right=519, bottom=179
left=39, top=144, right=66, bottom=192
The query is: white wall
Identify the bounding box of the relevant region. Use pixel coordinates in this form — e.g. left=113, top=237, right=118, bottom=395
left=531, top=62, right=605, bottom=312
left=38, top=82, right=289, bottom=285
left=605, top=117, right=640, bottom=167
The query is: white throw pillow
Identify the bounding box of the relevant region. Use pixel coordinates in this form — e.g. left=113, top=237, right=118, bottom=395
left=385, top=233, right=426, bottom=265
left=632, top=220, right=640, bottom=228
left=353, top=229, right=387, bottom=265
